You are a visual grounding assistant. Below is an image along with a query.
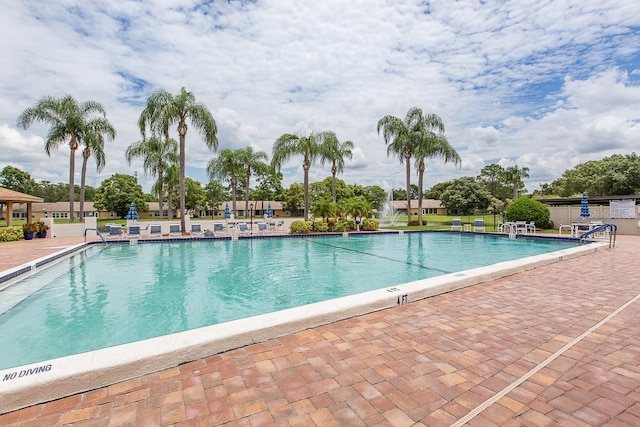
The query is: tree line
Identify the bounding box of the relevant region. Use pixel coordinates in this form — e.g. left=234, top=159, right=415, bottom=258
left=9, top=88, right=639, bottom=224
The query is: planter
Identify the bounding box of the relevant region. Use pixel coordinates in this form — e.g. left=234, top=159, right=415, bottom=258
left=24, top=232, right=35, bottom=240
left=37, top=231, right=47, bottom=238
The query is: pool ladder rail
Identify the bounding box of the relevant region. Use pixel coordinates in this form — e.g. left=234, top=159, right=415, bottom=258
left=84, top=227, right=107, bottom=245
left=579, top=223, right=617, bottom=248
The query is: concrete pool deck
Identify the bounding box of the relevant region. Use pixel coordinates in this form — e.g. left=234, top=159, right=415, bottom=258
left=1, top=234, right=639, bottom=425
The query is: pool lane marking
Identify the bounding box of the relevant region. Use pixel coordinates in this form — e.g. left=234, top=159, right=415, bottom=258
left=449, top=290, right=640, bottom=427
left=301, top=238, right=452, bottom=274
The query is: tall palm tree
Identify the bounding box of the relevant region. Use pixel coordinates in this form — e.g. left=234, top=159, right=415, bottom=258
left=17, top=95, right=112, bottom=222
left=377, top=107, right=424, bottom=225
left=239, top=146, right=269, bottom=218
left=126, top=136, right=179, bottom=220
left=320, top=132, right=354, bottom=203
left=413, top=113, right=461, bottom=226
left=79, top=119, right=116, bottom=222
left=504, top=165, right=530, bottom=200
left=207, top=149, right=244, bottom=217
left=142, top=87, right=218, bottom=232
left=272, top=132, right=329, bottom=221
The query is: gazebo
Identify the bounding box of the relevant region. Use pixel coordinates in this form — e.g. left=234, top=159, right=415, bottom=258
left=0, top=187, right=44, bottom=227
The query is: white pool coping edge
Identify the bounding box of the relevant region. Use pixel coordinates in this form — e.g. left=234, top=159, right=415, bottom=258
left=0, top=241, right=606, bottom=414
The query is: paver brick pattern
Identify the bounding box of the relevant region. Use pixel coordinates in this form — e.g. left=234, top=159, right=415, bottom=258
left=1, top=236, right=640, bottom=426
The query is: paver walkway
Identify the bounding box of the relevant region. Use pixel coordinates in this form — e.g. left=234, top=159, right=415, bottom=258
left=1, top=235, right=639, bottom=426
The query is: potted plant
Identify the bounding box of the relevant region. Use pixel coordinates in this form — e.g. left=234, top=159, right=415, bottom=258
left=22, top=223, right=39, bottom=240
left=36, top=221, right=49, bottom=238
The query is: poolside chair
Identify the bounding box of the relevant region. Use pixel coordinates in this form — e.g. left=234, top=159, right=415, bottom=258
left=127, top=224, right=142, bottom=239
left=106, top=225, right=123, bottom=239
left=527, top=221, right=536, bottom=234
left=257, top=222, right=269, bottom=234
left=213, top=222, right=226, bottom=236
left=190, top=223, right=204, bottom=237
left=169, top=223, right=181, bottom=237
left=148, top=224, right=162, bottom=238
left=237, top=222, right=250, bottom=234
left=473, top=218, right=485, bottom=232
left=450, top=218, right=462, bottom=231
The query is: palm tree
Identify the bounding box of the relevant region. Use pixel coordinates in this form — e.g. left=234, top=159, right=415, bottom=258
left=79, top=118, right=116, bottom=222
left=311, top=198, right=335, bottom=222
left=239, top=146, right=269, bottom=219
left=207, top=149, right=244, bottom=217
left=142, top=87, right=218, bottom=232
left=320, top=132, right=354, bottom=203
left=17, top=95, right=112, bottom=222
left=504, top=165, right=530, bottom=200
left=413, top=113, right=461, bottom=226
left=126, top=136, right=179, bottom=221
left=272, top=132, right=329, bottom=221
left=377, top=107, right=424, bottom=226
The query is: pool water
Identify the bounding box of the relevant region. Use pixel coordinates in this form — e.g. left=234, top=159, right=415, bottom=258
left=0, top=233, right=577, bottom=369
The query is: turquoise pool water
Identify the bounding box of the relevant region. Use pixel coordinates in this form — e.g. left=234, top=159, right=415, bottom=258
left=0, top=233, right=578, bottom=369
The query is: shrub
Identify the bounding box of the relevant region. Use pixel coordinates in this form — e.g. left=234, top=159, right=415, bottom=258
left=0, top=226, right=24, bottom=242
left=504, top=198, right=552, bottom=229
left=361, top=218, right=379, bottom=231
left=312, top=221, right=329, bottom=232
left=290, top=220, right=312, bottom=234
left=334, top=219, right=354, bottom=232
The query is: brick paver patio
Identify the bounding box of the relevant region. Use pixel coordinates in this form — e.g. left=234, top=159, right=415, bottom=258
left=1, top=234, right=639, bottom=426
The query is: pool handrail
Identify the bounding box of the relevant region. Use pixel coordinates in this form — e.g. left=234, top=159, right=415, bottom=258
left=84, top=227, right=106, bottom=245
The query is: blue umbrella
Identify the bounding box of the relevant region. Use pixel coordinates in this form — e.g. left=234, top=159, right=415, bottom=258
left=126, top=203, right=139, bottom=220
left=224, top=203, right=231, bottom=219
left=267, top=203, right=273, bottom=219
left=580, top=192, right=590, bottom=218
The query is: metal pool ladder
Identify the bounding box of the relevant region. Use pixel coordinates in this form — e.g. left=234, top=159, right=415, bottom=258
left=579, top=223, right=617, bottom=248
left=84, top=228, right=107, bottom=245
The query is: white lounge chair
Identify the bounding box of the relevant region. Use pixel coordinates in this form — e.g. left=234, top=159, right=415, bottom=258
left=169, top=223, right=181, bottom=236
left=127, top=224, right=142, bottom=239
left=190, top=223, right=204, bottom=237
left=149, top=224, right=162, bottom=238
left=451, top=218, right=462, bottom=231
left=237, top=222, right=250, bottom=234
left=473, top=218, right=485, bottom=232
left=106, top=225, right=123, bottom=239
left=257, top=222, right=269, bottom=234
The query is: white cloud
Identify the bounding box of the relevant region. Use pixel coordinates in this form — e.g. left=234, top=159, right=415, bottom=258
left=1, top=0, right=639, bottom=197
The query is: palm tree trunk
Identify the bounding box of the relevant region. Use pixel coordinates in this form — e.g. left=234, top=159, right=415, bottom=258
left=231, top=177, right=237, bottom=218
left=157, top=173, right=163, bottom=221
left=68, top=145, right=77, bottom=223
left=303, top=165, right=310, bottom=221
left=178, top=122, right=187, bottom=234
left=513, top=183, right=519, bottom=200
left=405, top=154, right=412, bottom=226
left=332, top=163, right=337, bottom=203
left=245, top=171, right=250, bottom=218
left=417, top=165, right=424, bottom=226
left=79, top=148, right=90, bottom=223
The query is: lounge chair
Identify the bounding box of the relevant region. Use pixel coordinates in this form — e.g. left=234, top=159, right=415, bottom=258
left=169, top=223, right=181, bottom=237
left=527, top=221, right=536, bottom=233
left=237, top=222, right=250, bottom=234
left=148, top=224, right=162, bottom=238
left=257, top=222, right=269, bottom=234
left=190, top=223, right=204, bottom=237
left=473, top=218, right=485, bottom=232
left=127, top=224, right=141, bottom=239
left=213, top=222, right=226, bottom=236
left=451, top=218, right=462, bottom=231
left=106, top=225, right=123, bottom=239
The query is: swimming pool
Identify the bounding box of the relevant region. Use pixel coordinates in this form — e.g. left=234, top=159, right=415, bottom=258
left=0, top=232, right=579, bottom=370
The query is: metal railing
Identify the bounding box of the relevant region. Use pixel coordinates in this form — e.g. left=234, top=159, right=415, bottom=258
left=579, top=223, right=617, bottom=248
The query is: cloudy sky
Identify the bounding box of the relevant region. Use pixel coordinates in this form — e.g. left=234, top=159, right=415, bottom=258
left=1, top=0, right=639, bottom=195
